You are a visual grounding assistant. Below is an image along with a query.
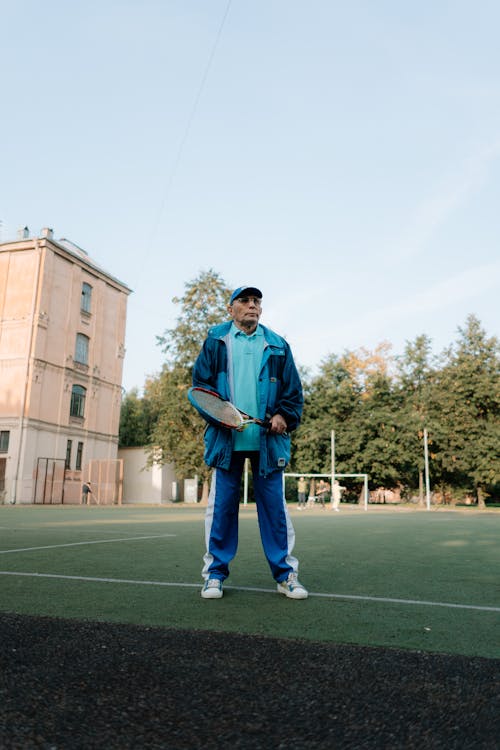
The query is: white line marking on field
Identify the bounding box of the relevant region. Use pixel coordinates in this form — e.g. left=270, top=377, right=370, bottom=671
left=0, top=571, right=498, bottom=613
left=0, top=571, right=199, bottom=588
left=305, top=591, right=500, bottom=612
left=0, top=534, right=176, bottom=554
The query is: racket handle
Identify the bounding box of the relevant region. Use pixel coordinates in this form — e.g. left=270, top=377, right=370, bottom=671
left=260, top=420, right=288, bottom=436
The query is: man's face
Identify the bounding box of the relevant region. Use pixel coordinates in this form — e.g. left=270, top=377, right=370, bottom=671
left=228, top=295, right=262, bottom=332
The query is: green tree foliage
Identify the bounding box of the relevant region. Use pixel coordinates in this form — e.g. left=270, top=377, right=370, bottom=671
left=293, top=355, right=361, bottom=474
left=119, top=388, right=156, bottom=448
left=145, top=366, right=207, bottom=480
left=156, top=269, right=231, bottom=369
left=429, top=315, right=500, bottom=504
left=145, top=270, right=231, bottom=484
left=395, top=335, right=437, bottom=497
left=293, top=324, right=500, bottom=504
left=356, top=371, right=407, bottom=487
left=294, top=345, right=398, bottom=481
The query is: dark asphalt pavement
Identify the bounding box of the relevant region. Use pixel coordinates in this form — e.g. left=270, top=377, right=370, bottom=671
left=0, top=613, right=498, bottom=749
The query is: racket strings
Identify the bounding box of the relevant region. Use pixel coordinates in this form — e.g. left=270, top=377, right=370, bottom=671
left=192, top=391, right=242, bottom=427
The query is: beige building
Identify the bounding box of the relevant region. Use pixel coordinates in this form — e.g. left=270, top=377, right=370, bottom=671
left=0, top=227, right=131, bottom=504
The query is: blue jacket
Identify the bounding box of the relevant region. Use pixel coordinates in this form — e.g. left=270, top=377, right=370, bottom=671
left=192, top=322, right=303, bottom=476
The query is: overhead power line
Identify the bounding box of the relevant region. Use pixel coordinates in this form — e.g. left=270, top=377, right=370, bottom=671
left=147, top=0, right=233, bottom=249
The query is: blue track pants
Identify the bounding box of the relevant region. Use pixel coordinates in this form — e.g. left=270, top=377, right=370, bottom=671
left=202, top=452, right=299, bottom=583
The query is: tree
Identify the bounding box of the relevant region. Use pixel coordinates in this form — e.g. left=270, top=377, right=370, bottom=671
left=119, top=388, right=156, bottom=448
left=355, top=370, right=407, bottom=488
left=396, top=335, right=437, bottom=503
left=145, top=366, right=207, bottom=480
left=156, top=269, right=231, bottom=369
left=429, top=315, right=500, bottom=506
left=340, top=344, right=401, bottom=486
left=294, top=346, right=395, bottom=491
left=342, top=341, right=394, bottom=392
left=146, top=270, right=231, bottom=498
left=293, top=355, right=361, bottom=475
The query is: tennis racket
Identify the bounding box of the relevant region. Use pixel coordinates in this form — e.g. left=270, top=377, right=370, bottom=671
left=188, top=387, right=270, bottom=431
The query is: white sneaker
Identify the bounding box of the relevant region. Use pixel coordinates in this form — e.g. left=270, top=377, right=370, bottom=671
left=277, top=572, right=308, bottom=600
left=201, top=578, right=223, bottom=599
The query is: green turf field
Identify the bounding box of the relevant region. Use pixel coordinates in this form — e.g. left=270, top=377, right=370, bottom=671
left=0, top=505, right=498, bottom=659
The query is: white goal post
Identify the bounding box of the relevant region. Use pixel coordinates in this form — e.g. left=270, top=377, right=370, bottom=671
left=285, top=430, right=369, bottom=509
left=241, top=431, right=369, bottom=509
left=283, top=472, right=369, bottom=510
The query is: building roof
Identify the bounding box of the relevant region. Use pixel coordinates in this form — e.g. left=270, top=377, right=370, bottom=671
left=0, top=230, right=132, bottom=294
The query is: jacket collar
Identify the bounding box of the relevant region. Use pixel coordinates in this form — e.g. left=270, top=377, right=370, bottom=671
left=208, top=321, right=284, bottom=349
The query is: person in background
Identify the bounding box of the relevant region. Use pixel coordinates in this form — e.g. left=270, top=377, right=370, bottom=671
left=316, top=479, right=330, bottom=509
left=297, top=476, right=307, bottom=510
left=81, top=481, right=92, bottom=505
left=331, top=479, right=345, bottom=511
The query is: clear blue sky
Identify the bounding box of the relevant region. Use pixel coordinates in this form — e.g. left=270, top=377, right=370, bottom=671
left=2, top=1, right=499, bottom=392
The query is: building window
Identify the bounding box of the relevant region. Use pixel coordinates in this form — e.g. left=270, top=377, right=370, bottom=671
left=70, top=385, right=86, bottom=418
left=81, top=283, right=92, bottom=314
left=0, top=458, right=5, bottom=492
left=75, top=333, right=89, bottom=365
left=65, top=440, right=72, bottom=470
left=0, top=431, right=9, bottom=453
left=76, top=442, right=84, bottom=471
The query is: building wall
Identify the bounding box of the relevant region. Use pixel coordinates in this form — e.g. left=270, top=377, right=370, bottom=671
left=0, top=232, right=130, bottom=504
left=118, top=447, right=178, bottom=504
left=0, top=243, right=40, bottom=417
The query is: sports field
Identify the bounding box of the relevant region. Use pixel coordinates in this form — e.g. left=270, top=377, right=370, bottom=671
left=1, top=504, right=499, bottom=749
left=1, top=504, right=498, bottom=659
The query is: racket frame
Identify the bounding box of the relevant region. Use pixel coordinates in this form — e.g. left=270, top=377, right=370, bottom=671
left=188, top=387, right=269, bottom=430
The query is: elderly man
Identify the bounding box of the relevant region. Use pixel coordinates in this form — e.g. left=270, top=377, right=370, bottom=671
left=191, top=285, right=308, bottom=600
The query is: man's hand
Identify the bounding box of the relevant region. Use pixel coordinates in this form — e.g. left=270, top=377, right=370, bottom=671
left=269, top=414, right=288, bottom=435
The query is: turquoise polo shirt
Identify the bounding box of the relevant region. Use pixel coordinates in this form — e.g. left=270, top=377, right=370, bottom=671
left=230, top=322, right=265, bottom=451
